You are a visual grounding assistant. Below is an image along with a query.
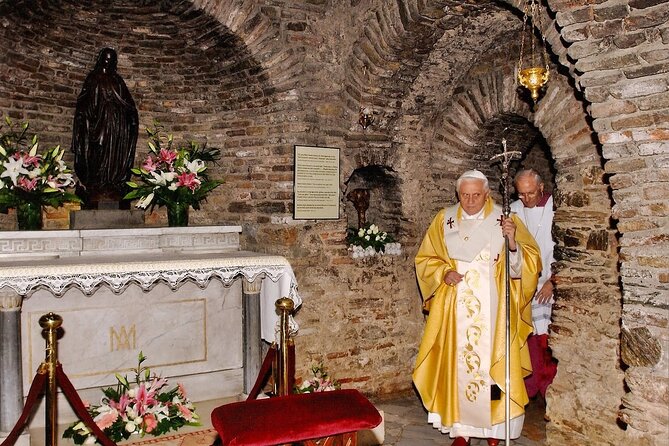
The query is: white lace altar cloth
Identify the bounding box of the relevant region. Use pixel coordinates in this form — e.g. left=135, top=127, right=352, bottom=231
left=0, top=250, right=301, bottom=342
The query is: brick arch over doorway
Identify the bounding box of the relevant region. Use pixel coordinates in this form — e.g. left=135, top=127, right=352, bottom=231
left=422, top=57, right=623, bottom=444
left=338, top=1, right=666, bottom=443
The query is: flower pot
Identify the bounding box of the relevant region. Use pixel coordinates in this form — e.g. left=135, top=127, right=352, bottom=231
left=16, top=201, right=43, bottom=231
left=166, top=201, right=189, bottom=227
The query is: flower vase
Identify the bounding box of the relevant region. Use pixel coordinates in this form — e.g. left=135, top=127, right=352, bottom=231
left=16, top=201, right=43, bottom=231
left=166, top=201, right=189, bottom=227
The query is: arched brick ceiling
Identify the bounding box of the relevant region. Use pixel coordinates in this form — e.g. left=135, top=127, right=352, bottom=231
left=343, top=1, right=516, bottom=137
left=0, top=0, right=270, bottom=142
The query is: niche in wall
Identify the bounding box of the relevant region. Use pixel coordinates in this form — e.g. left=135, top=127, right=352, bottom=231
left=343, top=165, right=401, bottom=236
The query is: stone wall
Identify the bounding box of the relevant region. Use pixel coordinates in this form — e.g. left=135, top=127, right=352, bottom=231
left=0, top=0, right=667, bottom=444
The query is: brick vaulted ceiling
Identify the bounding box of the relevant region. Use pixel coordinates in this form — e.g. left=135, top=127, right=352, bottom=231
left=0, top=0, right=272, bottom=156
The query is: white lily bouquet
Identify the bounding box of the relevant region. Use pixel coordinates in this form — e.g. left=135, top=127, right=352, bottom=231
left=347, top=223, right=402, bottom=258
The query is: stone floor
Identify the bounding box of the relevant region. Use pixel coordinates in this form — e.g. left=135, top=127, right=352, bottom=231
left=29, top=391, right=546, bottom=446
left=371, top=391, right=546, bottom=446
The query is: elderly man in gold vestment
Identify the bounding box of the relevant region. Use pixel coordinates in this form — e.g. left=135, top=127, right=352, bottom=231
left=413, top=170, right=541, bottom=446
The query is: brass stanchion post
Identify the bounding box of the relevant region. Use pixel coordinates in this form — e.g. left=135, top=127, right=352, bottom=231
left=39, top=312, right=63, bottom=446
left=275, top=298, right=294, bottom=396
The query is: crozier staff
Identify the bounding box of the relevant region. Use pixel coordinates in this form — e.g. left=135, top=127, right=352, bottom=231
left=71, top=47, right=138, bottom=208
left=413, top=169, right=541, bottom=446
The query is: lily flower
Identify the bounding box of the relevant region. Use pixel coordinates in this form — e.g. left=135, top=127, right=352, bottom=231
left=176, top=172, right=201, bottom=191
left=1, top=157, right=30, bottom=185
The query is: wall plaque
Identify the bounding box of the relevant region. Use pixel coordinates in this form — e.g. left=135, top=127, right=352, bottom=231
left=293, top=145, right=340, bottom=220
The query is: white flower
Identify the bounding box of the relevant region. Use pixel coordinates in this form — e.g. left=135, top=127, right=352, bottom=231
left=135, top=192, right=155, bottom=209
left=72, top=422, right=88, bottom=432
left=125, top=422, right=137, bottom=433
left=358, top=228, right=365, bottom=237
left=185, top=159, right=205, bottom=173
left=148, top=170, right=177, bottom=186
left=1, top=157, right=29, bottom=186
left=370, top=224, right=379, bottom=234
left=364, top=235, right=370, bottom=241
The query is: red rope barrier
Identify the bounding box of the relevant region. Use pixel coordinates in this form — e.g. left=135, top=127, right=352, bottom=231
left=246, top=345, right=278, bottom=401
left=0, top=367, right=48, bottom=446
left=0, top=363, right=118, bottom=446
left=56, top=364, right=117, bottom=446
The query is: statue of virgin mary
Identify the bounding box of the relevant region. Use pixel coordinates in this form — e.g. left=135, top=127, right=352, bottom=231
left=71, top=47, right=138, bottom=209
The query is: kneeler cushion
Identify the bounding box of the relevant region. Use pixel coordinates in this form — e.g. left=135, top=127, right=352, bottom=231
left=211, top=389, right=382, bottom=446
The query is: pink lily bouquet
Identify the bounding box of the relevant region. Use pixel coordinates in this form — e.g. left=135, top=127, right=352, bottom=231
left=0, top=116, right=79, bottom=212
left=123, top=123, right=223, bottom=213
left=295, top=363, right=341, bottom=394
left=63, top=352, right=200, bottom=445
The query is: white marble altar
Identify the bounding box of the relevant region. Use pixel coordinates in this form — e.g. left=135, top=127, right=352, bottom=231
left=0, top=226, right=301, bottom=433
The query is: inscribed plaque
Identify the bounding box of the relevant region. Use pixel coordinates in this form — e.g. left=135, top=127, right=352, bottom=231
left=293, top=145, right=340, bottom=219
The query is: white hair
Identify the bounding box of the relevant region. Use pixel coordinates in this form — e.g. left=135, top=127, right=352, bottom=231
left=456, top=169, right=489, bottom=192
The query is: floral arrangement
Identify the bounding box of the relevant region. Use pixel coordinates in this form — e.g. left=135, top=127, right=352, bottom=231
left=347, top=223, right=402, bottom=258
left=63, top=352, right=200, bottom=445
left=295, top=363, right=341, bottom=394
left=0, top=116, right=79, bottom=211
left=124, top=123, right=223, bottom=211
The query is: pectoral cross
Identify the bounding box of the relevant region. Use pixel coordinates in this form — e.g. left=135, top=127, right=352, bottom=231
left=447, top=217, right=454, bottom=228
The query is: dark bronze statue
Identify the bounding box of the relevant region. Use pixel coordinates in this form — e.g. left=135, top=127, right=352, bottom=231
left=347, top=188, right=370, bottom=228
left=71, top=48, right=138, bottom=209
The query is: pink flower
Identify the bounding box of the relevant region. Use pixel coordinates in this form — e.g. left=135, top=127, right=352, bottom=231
left=177, top=383, right=187, bottom=398
left=22, top=154, right=41, bottom=168
left=176, top=172, right=201, bottom=191
left=94, top=409, right=119, bottom=430
left=177, top=404, right=193, bottom=421
left=159, top=149, right=178, bottom=165
left=142, top=156, right=159, bottom=172
left=143, top=414, right=158, bottom=433
left=134, top=384, right=158, bottom=415
left=17, top=177, right=38, bottom=190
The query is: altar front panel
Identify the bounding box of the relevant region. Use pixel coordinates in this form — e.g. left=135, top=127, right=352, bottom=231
left=21, top=280, right=243, bottom=426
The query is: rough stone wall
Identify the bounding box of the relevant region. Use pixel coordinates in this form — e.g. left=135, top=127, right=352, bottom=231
left=1, top=0, right=668, bottom=444
left=547, top=0, right=669, bottom=443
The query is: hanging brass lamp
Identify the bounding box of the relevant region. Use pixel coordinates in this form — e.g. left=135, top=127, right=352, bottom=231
left=517, top=0, right=550, bottom=105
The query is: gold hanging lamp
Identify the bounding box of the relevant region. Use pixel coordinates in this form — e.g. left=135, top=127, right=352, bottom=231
left=517, top=0, right=550, bottom=105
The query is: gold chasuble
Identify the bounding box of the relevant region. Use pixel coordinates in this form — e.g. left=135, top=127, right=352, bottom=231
left=413, top=197, right=540, bottom=435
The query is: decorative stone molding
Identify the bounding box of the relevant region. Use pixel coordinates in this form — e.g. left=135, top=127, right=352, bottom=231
left=243, top=275, right=265, bottom=294
left=0, top=288, right=22, bottom=310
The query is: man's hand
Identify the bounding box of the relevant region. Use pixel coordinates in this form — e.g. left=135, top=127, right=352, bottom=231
left=535, top=280, right=554, bottom=304
left=501, top=216, right=517, bottom=251
left=444, top=270, right=464, bottom=287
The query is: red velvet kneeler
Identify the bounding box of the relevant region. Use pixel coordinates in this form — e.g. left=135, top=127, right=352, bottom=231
left=211, top=389, right=382, bottom=446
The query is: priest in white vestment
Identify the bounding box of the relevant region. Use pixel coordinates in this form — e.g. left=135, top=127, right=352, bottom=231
left=511, top=168, right=557, bottom=400
left=413, top=170, right=541, bottom=446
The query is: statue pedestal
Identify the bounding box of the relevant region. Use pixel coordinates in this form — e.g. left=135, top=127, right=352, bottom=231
left=69, top=209, right=145, bottom=229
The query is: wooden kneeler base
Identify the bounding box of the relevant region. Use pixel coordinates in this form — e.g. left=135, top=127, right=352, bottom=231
left=299, top=431, right=356, bottom=446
